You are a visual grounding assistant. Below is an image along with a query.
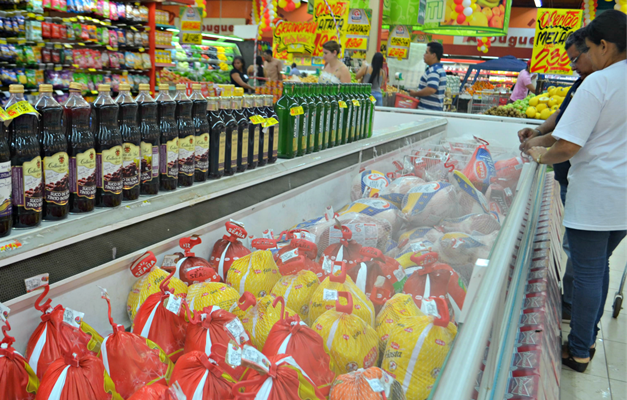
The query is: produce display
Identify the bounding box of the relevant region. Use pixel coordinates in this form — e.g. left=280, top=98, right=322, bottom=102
left=159, top=42, right=238, bottom=86
left=484, top=85, right=569, bottom=120
left=0, top=132, right=529, bottom=399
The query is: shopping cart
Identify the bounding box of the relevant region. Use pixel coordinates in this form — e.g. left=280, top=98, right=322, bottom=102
left=612, top=262, right=627, bottom=318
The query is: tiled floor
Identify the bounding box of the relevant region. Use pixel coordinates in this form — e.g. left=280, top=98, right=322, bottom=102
left=561, top=239, right=627, bottom=400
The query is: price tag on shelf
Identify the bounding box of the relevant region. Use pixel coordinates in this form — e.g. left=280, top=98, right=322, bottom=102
left=338, top=100, right=347, bottom=108
left=54, top=44, right=62, bottom=49
left=70, top=17, right=77, bottom=22
left=77, top=43, right=85, bottom=46
left=262, top=117, right=278, bottom=128
left=88, top=68, right=96, bottom=72
left=55, top=90, right=64, bottom=96
left=139, top=47, right=145, bottom=52
left=64, top=44, right=72, bottom=49
left=27, top=12, right=35, bottom=18
left=72, top=64, right=79, bottom=68
left=122, top=71, right=128, bottom=76
left=36, top=16, right=44, bottom=21
left=0, top=39, right=6, bottom=45
left=36, top=42, right=44, bottom=47
left=352, top=100, right=360, bottom=107
left=249, top=115, right=265, bottom=125
left=91, top=90, right=98, bottom=95
left=290, top=106, right=304, bottom=116
left=106, top=45, right=116, bottom=51
left=54, top=65, right=62, bottom=71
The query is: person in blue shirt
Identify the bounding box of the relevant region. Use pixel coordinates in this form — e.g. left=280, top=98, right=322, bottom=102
left=290, top=63, right=301, bottom=76
left=519, top=28, right=595, bottom=323
left=409, top=42, right=447, bottom=111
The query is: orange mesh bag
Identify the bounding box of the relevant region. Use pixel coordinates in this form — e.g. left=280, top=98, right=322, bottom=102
left=238, top=292, right=296, bottom=350
left=169, top=351, right=237, bottom=400
left=0, top=320, right=40, bottom=400
left=312, top=292, right=379, bottom=376
left=131, top=271, right=188, bottom=362
left=183, top=305, right=251, bottom=381
left=186, top=282, right=243, bottom=319
left=36, top=352, right=122, bottom=400
left=98, top=288, right=173, bottom=399
left=262, top=297, right=335, bottom=396
left=26, top=285, right=103, bottom=380
left=126, top=383, right=182, bottom=400
left=209, top=221, right=252, bottom=281
left=270, top=255, right=320, bottom=321
left=226, top=250, right=281, bottom=299
left=381, top=298, right=457, bottom=400
left=329, top=367, right=406, bottom=400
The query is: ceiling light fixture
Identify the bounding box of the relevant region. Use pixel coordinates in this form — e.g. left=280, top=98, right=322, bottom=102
left=534, top=0, right=542, bottom=7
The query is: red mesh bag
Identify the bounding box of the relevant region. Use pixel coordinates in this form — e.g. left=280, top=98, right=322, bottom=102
left=461, top=140, right=496, bottom=193
left=183, top=304, right=251, bottom=381
left=347, top=247, right=406, bottom=300
left=126, top=383, right=182, bottom=400
left=0, top=320, right=40, bottom=400
left=169, top=351, right=237, bottom=400
left=275, top=238, right=327, bottom=281
left=25, top=285, right=103, bottom=380
left=319, top=224, right=364, bottom=271
left=262, top=297, right=335, bottom=396
left=36, top=352, right=122, bottom=400
left=209, top=221, right=252, bottom=281
left=175, top=236, right=221, bottom=285
left=98, top=288, right=174, bottom=399
left=402, top=252, right=467, bottom=320
left=132, top=271, right=188, bottom=362
left=494, top=155, right=526, bottom=190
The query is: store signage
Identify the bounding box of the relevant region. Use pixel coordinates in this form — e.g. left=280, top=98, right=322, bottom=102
left=421, top=0, right=511, bottom=37
left=312, top=0, right=350, bottom=56
left=179, top=7, right=203, bottom=45
left=346, top=8, right=370, bottom=51
left=453, top=28, right=535, bottom=48
left=424, top=0, right=446, bottom=25
left=274, top=21, right=318, bottom=54
left=202, top=18, right=247, bottom=36
left=530, top=9, right=582, bottom=75
left=387, top=25, right=411, bottom=59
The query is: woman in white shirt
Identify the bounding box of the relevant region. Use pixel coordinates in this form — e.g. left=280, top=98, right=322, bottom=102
left=527, top=10, right=627, bottom=373
left=319, top=40, right=352, bottom=84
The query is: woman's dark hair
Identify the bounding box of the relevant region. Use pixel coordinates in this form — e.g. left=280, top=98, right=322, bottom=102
left=253, top=56, right=264, bottom=78
left=585, top=10, right=626, bottom=53
left=291, top=63, right=297, bottom=68
left=233, top=56, right=246, bottom=71
left=369, top=52, right=384, bottom=85
left=322, top=40, right=341, bottom=55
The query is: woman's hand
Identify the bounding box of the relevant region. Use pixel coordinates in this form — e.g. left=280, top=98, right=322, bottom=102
left=527, top=146, right=548, bottom=164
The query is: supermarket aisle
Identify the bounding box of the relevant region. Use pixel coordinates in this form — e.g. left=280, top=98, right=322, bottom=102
left=560, top=238, right=627, bottom=400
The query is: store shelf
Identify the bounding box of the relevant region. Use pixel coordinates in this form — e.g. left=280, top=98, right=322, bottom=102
left=155, top=44, right=175, bottom=49
left=156, top=23, right=177, bottom=30
left=155, top=62, right=175, bottom=67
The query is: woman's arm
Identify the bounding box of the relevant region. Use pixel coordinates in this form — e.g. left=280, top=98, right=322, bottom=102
left=355, top=64, right=367, bottom=81
left=527, top=139, right=581, bottom=165
left=339, top=65, right=352, bottom=83
left=382, top=70, right=387, bottom=87
left=231, top=72, right=254, bottom=91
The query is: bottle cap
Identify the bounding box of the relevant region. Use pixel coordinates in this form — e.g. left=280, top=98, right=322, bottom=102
left=158, top=84, right=170, bottom=91
left=98, top=84, right=111, bottom=92
left=192, top=84, right=202, bottom=90
left=138, top=83, right=150, bottom=91
left=9, top=84, right=24, bottom=93
left=234, top=87, right=244, bottom=96
left=176, top=84, right=186, bottom=91
left=39, top=84, right=53, bottom=93
left=69, top=82, right=84, bottom=91
left=119, top=83, right=131, bottom=91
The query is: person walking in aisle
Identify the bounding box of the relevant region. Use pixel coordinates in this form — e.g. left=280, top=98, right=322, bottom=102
left=409, top=42, right=447, bottom=111
left=526, top=10, right=627, bottom=373
left=290, top=63, right=301, bottom=76
left=319, top=40, right=352, bottom=84
left=356, top=52, right=387, bottom=106
left=517, top=28, right=595, bottom=322
left=263, top=50, right=284, bottom=82
left=509, top=59, right=537, bottom=102
left=230, top=56, right=255, bottom=92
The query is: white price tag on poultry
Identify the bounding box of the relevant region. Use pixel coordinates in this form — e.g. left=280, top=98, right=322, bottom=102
left=367, top=378, right=385, bottom=392
left=393, top=266, right=406, bottom=281
left=63, top=307, right=84, bottom=328
left=322, top=256, right=333, bottom=273
left=329, top=223, right=379, bottom=247
left=421, top=299, right=440, bottom=318
left=323, top=289, right=338, bottom=301
left=25, top=273, right=49, bottom=293
left=0, top=301, right=10, bottom=322
left=165, top=295, right=182, bottom=315
left=242, top=345, right=270, bottom=373
left=225, top=318, right=247, bottom=344
left=262, top=229, right=274, bottom=239
left=226, top=342, right=242, bottom=366
left=280, top=248, right=299, bottom=263
left=299, top=231, right=316, bottom=243
left=325, top=206, right=334, bottom=221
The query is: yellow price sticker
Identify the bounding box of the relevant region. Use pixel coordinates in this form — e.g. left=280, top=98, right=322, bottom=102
left=54, top=65, right=62, bottom=71
left=36, top=42, right=45, bottom=47
left=27, top=13, right=35, bottom=18
left=0, top=39, right=6, bottom=45
left=352, top=100, right=360, bottom=107
left=139, top=47, right=145, bottom=52
left=290, top=106, right=304, bottom=116
left=6, top=101, right=38, bottom=119
left=64, top=44, right=72, bottom=49
left=131, top=26, right=138, bottom=31
left=17, top=38, right=25, bottom=44
left=390, top=37, right=411, bottom=47
left=70, top=17, right=77, bottom=22
left=77, top=43, right=85, bottom=46
left=88, top=68, right=96, bottom=72
left=72, top=64, right=79, bottom=68
left=106, top=45, right=116, bottom=51
left=91, top=90, right=98, bottom=95
left=249, top=115, right=265, bottom=125
left=262, top=117, right=278, bottom=128
left=338, top=101, right=347, bottom=108
left=36, top=16, right=44, bottom=21
left=122, top=71, right=128, bottom=76
left=370, top=95, right=377, bottom=104
left=182, top=33, right=202, bottom=45
left=0, top=108, right=11, bottom=122
left=181, top=21, right=201, bottom=31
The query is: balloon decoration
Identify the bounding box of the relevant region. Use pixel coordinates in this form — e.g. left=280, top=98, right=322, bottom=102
left=614, top=0, right=627, bottom=14
left=451, top=0, right=478, bottom=25
left=477, top=36, right=491, bottom=53
left=280, top=0, right=302, bottom=12
left=583, top=0, right=597, bottom=24
left=253, top=0, right=278, bottom=38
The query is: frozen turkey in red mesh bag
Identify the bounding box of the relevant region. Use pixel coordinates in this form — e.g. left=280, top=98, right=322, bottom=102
left=401, top=182, right=459, bottom=227
left=351, top=169, right=391, bottom=201
left=338, top=198, right=405, bottom=235
left=494, top=155, right=526, bottom=190
left=174, top=236, right=221, bottom=285
left=182, top=304, right=251, bottom=381
left=318, top=222, right=364, bottom=271
left=271, top=235, right=327, bottom=281
left=378, top=176, right=426, bottom=208
left=26, top=284, right=103, bottom=380
left=0, top=318, right=40, bottom=400
left=36, top=351, right=123, bottom=400
left=169, top=350, right=237, bottom=400
left=132, top=270, right=188, bottom=362
left=402, top=252, right=467, bottom=321
left=262, top=297, right=336, bottom=397
left=209, top=220, right=252, bottom=281
left=347, top=247, right=406, bottom=301
left=435, top=231, right=498, bottom=267
left=317, top=214, right=392, bottom=259
left=98, top=288, right=173, bottom=399
left=126, top=383, right=182, bottom=400
left=438, top=213, right=501, bottom=235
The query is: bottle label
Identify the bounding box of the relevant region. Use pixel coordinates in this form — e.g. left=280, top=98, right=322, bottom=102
left=195, top=133, right=209, bottom=172
left=272, top=125, right=278, bottom=158
left=301, top=112, right=309, bottom=150
left=309, top=110, right=316, bottom=149
left=352, top=99, right=360, bottom=107
left=346, top=108, right=353, bottom=140
left=337, top=109, right=343, bottom=143
left=140, top=141, right=153, bottom=183
left=370, top=95, right=377, bottom=104
left=6, top=100, right=38, bottom=120
left=253, top=128, right=259, bottom=163
left=98, top=146, right=123, bottom=194
left=263, top=129, right=269, bottom=160
left=249, top=115, right=265, bottom=125
left=331, top=109, right=337, bottom=144
left=350, top=107, right=357, bottom=140
left=318, top=110, right=325, bottom=148
left=325, top=108, right=331, bottom=145
left=241, top=129, right=249, bottom=161
left=44, top=152, right=70, bottom=205
left=338, top=101, right=347, bottom=108
left=230, top=132, right=238, bottom=169
left=12, top=157, right=43, bottom=211
left=161, top=138, right=179, bottom=178
left=122, top=143, right=140, bottom=190
left=292, top=115, right=299, bottom=153
left=179, top=135, right=195, bottom=176
left=152, top=146, right=159, bottom=179
left=0, top=161, right=11, bottom=217
left=70, top=149, right=96, bottom=199
left=218, top=132, right=226, bottom=171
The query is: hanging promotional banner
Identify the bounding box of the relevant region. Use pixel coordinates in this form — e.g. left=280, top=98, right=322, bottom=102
left=530, top=9, right=582, bottom=75
left=312, top=0, right=350, bottom=56
left=421, top=0, right=513, bottom=37
left=179, top=7, right=203, bottom=45
left=387, top=25, right=412, bottom=59
left=345, top=8, right=371, bottom=51
left=273, top=20, right=318, bottom=54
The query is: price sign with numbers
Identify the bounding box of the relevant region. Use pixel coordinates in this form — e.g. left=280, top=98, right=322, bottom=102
left=179, top=7, right=203, bottom=45
left=182, top=33, right=202, bottom=45
left=344, top=37, right=367, bottom=51
left=387, top=25, right=411, bottom=60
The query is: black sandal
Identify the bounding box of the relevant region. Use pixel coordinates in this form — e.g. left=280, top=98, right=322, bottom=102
left=562, top=343, right=589, bottom=373
left=564, top=340, right=596, bottom=361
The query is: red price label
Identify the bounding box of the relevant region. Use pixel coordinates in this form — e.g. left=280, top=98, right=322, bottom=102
left=530, top=48, right=571, bottom=74
left=388, top=47, right=408, bottom=59
left=345, top=37, right=367, bottom=50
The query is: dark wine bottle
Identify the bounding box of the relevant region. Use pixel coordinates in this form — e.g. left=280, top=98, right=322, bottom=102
left=115, top=83, right=141, bottom=201
left=136, top=83, right=160, bottom=195
left=156, top=84, right=178, bottom=191
left=190, top=84, right=209, bottom=183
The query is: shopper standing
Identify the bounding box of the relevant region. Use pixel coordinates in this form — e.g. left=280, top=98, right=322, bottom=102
left=509, top=60, right=537, bottom=102
left=230, top=56, right=255, bottom=92
left=526, top=10, right=627, bottom=373
left=247, top=56, right=265, bottom=81
left=409, top=42, right=447, bottom=111
left=356, top=52, right=387, bottom=106
left=517, top=28, right=595, bottom=322
left=290, top=63, right=301, bottom=76
left=263, top=50, right=284, bottom=82
left=319, top=40, right=352, bottom=84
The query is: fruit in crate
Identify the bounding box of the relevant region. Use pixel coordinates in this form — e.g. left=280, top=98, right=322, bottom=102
left=483, top=105, right=524, bottom=118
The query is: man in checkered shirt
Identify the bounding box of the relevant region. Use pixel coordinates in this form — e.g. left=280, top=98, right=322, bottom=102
left=410, top=42, right=447, bottom=111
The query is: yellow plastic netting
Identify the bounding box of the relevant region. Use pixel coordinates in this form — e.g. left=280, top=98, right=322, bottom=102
left=329, top=367, right=406, bottom=400
left=381, top=314, right=457, bottom=399
left=126, top=268, right=188, bottom=322
left=226, top=250, right=281, bottom=299
left=270, top=270, right=320, bottom=321
left=241, top=295, right=296, bottom=349
left=308, top=274, right=375, bottom=327
left=186, top=282, right=243, bottom=319
left=375, top=294, right=424, bottom=357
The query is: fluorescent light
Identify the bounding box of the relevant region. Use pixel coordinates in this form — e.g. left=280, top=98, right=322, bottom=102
left=482, top=56, right=498, bottom=59
left=202, top=33, right=244, bottom=42
left=534, top=0, right=542, bottom=7
left=166, top=28, right=179, bottom=32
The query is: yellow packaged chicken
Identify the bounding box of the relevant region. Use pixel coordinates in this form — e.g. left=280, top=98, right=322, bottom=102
left=312, top=291, right=379, bottom=376
left=308, top=260, right=376, bottom=326
left=381, top=298, right=457, bottom=400
left=186, top=282, right=243, bottom=319
left=239, top=292, right=296, bottom=349
left=226, top=250, right=281, bottom=298
left=270, top=255, right=320, bottom=321
left=375, top=294, right=424, bottom=356
left=126, top=267, right=188, bottom=322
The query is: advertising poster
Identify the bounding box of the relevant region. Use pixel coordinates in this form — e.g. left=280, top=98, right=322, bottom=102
left=345, top=8, right=371, bottom=51
left=179, top=7, right=203, bottom=45
left=312, top=0, right=350, bottom=56
left=530, top=9, right=583, bottom=75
